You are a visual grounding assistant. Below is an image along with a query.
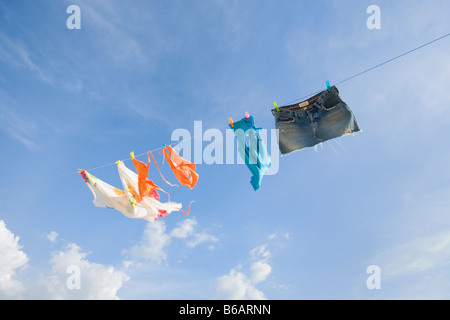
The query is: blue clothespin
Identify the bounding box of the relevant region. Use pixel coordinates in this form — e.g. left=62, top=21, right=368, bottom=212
left=326, top=81, right=331, bottom=92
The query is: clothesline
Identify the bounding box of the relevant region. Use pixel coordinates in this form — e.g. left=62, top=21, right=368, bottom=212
left=1, top=32, right=449, bottom=189
left=282, top=32, right=450, bottom=106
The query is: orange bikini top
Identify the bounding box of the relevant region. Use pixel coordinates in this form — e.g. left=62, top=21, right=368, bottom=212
left=161, top=145, right=199, bottom=189
left=131, top=150, right=193, bottom=215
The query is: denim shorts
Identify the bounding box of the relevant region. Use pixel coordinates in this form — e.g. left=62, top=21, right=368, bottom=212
left=272, top=86, right=361, bottom=155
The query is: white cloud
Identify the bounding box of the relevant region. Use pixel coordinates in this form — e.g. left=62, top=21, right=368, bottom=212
left=250, top=260, right=272, bottom=284
left=186, top=232, right=218, bottom=249
left=171, top=218, right=219, bottom=249
left=170, top=218, right=197, bottom=239
left=215, top=244, right=272, bottom=300
left=250, top=245, right=271, bottom=261
left=0, top=217, right=220, bottom=299
left=46, top=231, right=58, bottom=243
left=0, top=220, right=129, bottom=299
left=0, top=220, right=28, bottom=298
left=43, top=243, right=129, bottom=300
left=126, top=221, right=171, bottom=264
left=125, top=218, right=219, bottom=265
left=215, top=265, right=267, bottom=300
left=249, top=245, right=272, bottom=284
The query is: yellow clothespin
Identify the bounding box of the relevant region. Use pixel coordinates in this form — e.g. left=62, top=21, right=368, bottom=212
left=130, top=151, right=135, bottom=160
left=273, top=102, right=280, bottom=112
left=229, top=117, right=234, bottom=127
left=116, top=160, right=121, bottom=167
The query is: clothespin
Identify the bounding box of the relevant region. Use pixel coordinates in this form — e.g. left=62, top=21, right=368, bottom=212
left=116, top=160, right=121, bottom=167
left=130, top=151, right=135, bottom=160
left=78, top=169, right=88, bottom=183
left=159, top=144, right=168, bottom=158
left=245, top=111, right=249, bottom=120
left=273, top=102, right=280, bottom=112
left=229, top=117, right=234, bottom=127
left=326, top=81, right=331, bottom=92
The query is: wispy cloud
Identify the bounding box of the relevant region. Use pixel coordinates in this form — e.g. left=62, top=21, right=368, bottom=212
left=72, top=0, right=149, bottom=67
left=377, top=231, right=450, bottom=279
left=207, top=0, right=250, bottom=51
left=0, top=33, right=53, bottom=84
left=170, top=218, right=218, bottom=249
left=367, top=184, right=450, bottom=298
left=46, top=231, right=58, bottom=243
left=0, top=90, right=38, bottom=150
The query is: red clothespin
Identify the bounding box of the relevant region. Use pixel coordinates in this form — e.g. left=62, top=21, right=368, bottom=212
left=245, top=111, right=249, bottom=120
left=78, top=169, right=88, bottom=183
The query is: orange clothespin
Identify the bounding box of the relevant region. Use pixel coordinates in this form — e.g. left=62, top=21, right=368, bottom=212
left=229, top=117, right=234, bottom=127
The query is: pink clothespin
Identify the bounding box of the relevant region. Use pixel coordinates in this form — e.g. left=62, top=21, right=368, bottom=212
left=245, top=111, right=249, bottom=120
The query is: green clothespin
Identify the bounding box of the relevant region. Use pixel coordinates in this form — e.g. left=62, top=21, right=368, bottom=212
left=273, top=101, right=280, bottom=112
left=326, top=81, right=331, bottom=92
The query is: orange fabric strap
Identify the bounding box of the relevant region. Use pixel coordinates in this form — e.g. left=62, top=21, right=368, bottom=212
left=162, top=145, right=199, bottom=189
left=149, top=151, right=179, bottom=188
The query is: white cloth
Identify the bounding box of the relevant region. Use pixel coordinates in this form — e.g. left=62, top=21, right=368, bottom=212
left=80, top=161, right=182, bottom=222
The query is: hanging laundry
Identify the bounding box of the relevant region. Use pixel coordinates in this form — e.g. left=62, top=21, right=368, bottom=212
left=229, top=115, right=271, bottom=191
left=131, top=151, right=194, bottom=216
left=79, top=159, right=185, bottom=222
left=130, top=151, right=175, bottom=197
left=130, top=151, right=172, bottom=217
left=130, top=150, right=193, bottom=216
left=161, top=145, right=199, bottom=189
left=271, top=86, right=361, bottom=156
left=118, top=159, right=185, bottom=218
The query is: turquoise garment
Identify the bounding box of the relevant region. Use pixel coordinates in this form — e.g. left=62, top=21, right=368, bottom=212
left=229, top=115, right=271, bottom=191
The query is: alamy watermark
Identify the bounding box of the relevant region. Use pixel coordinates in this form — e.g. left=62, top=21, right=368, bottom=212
left=66, top=5, right=81, bottom=30
left=66, top=265, right=81, bottom=290
left=66, top=5, right=381, bottom=31
left=367, top=5, right=381, bottom=30
left=366, top=265, right=381, bottom=290
left=170, top=121, right=280, bottom=175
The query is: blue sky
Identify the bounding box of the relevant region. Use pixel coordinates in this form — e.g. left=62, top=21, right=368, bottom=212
left=0, top=0, right=450, bottom=299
